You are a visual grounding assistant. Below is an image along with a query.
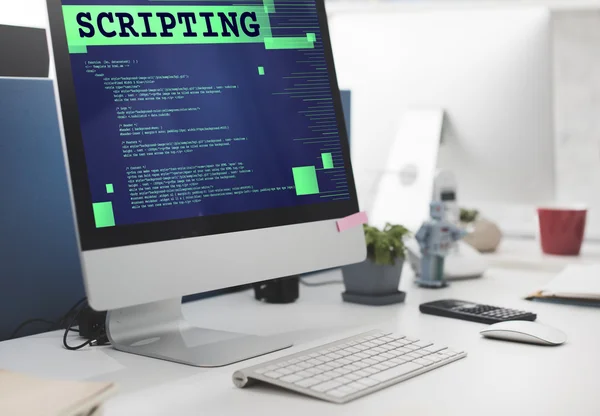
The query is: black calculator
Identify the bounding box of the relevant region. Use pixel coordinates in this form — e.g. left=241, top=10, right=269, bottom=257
left=419, top=299, right=537, bottom=324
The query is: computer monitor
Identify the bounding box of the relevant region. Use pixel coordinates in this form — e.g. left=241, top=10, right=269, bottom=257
left=46, top=0, right=364, bottom=367
left=329, top=7, right=554, bottom=229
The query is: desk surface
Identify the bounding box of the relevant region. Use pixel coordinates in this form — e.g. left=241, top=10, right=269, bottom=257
left=1, top=239, right=599, bottom=415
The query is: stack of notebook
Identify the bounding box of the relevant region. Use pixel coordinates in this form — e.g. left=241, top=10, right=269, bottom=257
left=0, top=370, right=116, bottom=416
left=526, top=264, right=600, bottom=307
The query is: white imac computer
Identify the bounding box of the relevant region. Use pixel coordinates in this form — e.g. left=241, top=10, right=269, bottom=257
left=328, top=6, right=555, bottom=234
left=46, top=0, right=365, bottom=367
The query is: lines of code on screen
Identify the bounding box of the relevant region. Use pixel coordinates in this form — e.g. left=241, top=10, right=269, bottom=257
left=63, top=0, right=350, bottom=227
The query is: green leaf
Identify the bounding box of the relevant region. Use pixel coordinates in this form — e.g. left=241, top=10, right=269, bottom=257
left=362, top=222, right=411, bottom=265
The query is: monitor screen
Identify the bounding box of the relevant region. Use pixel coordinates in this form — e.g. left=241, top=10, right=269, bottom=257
left=49, top=0, right=357, bottom=250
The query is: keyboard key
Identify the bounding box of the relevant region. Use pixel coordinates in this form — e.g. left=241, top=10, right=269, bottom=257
left=445, top=349, right=463, bottom=357
left=362, top=358, right=378, bottom=366
left=394, top=347, right=411, bottom=355
left=354, top=370, right=371, bottom=377
left=295, top=371, right=314, bottom=378
left=353, top=361, right=369, bottom=369
left=423, top=345, right=447, bottom=354
left=286, top=365, right=304, bottom=372
left=336, top=358, right=352, bottom=365
left=337, top=350, right=352, bottom=358
left=314, top=364, right=333, bottom=372
left=264, top=371, right=284, bottom=379
left=390, top=357, right=408, bottom=365
left=308, top=353, right=321, bottom=358
left=322, top=370, right=342, bottom=379
left=362, top=367, right=379, bottom=375
left=254, top=367, right=268, bottom=374
left=295, top=377, right=322, bottom=388
left=280, top=374, right=304, bottom=383
left=371, top=347, right=387, bottom=353
left=426, top=355, right=443, bottom=363
left=371, top=356, right=387, bottom=363
left=344, top=364, right=360, bottom=372
left=368, top=362, right=423, bottom=383
left=345, top=347, right=360, bottom=354
left=346, top=381, right=370, bottom=391
left=356, top=378, right=379, bottom=387
left=404, top=345, right=419, bottom=351
left=297, top=362, right=313, bottom=369
left=336, top=367, right=352, bottom=375
left=413, top=358, right=434, bottom=366
left=380, top=361, right=397, bottom=368
left=413, top=340, right=433, bottom=348
left=325, top=353, right=342, bottom=360
left=307, top=358, right=324, bottom=366
left=412, top=350, right=429, bottom=357
left=333, top=376, right=353, bottom=385
left=266, top=365, right=280, bottom=371
left=328, top=361, right=343, bottom=369
left=381, top=352, right=395, bottom=359
left=311, top=380, right=342, bottom=393
left=346, top=356, right=362, bottom=364
left=277, top=368, right=294, bottom=375
left=314, top=374, right=330, bottom=382
left=345, top=373, right=361, bottom=381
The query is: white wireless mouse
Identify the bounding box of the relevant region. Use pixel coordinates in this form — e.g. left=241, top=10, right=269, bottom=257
left=480, top=321, right=567, bottom=346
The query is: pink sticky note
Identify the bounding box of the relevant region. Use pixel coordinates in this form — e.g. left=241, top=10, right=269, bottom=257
left=337, top=212, right=368, bottom=232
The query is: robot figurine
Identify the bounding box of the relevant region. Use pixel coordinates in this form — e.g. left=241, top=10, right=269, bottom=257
left=414, top=201, right=467, bottom=288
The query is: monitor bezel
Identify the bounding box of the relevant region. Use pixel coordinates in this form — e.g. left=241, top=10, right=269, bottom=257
left=46, top=0, right=359, bottom=252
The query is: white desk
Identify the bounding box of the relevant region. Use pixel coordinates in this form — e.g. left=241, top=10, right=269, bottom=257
left=1, top=239, right=599, bottom=415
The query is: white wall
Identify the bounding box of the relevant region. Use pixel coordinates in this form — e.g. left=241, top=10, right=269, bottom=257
left=0, top=0, right=48, bottom=28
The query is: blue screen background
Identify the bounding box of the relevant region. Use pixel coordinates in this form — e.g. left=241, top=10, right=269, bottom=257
left=64, top=0, right=350, bottom=227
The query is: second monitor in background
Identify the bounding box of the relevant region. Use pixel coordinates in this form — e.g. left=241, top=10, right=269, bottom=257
left=329, top=7, right=554, bottom=230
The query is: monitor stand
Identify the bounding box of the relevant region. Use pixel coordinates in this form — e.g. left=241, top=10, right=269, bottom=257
left=105, top=298, right=292, bottom=367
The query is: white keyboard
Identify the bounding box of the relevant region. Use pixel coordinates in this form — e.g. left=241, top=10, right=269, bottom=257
left=233, top=330, right=466, bottom=403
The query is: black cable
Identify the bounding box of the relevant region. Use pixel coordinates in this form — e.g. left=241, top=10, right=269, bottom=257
left=62, top=300, right=94, bottom=351
left=57, top=297, right=87, bottom=329
left=9, top=319, right=56, bottom=339
left=9, top=297, right=89, bottom=341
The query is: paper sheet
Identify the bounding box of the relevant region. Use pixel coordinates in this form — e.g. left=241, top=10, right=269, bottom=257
left=541, top=264, right=600, bottom=299
left=0, top=370, right=116, bottom=416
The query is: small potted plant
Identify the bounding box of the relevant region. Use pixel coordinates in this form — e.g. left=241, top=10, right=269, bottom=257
left=460, top=208, right=502, bottom=253
left=341, top=223, right=411, bottom=305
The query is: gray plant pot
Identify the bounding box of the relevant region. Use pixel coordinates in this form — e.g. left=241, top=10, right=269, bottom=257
left=341, top=258, right=406, bottom=305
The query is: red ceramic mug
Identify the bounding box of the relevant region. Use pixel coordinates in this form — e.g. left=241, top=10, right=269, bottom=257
left=537, top=206, right=587, bottom=256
